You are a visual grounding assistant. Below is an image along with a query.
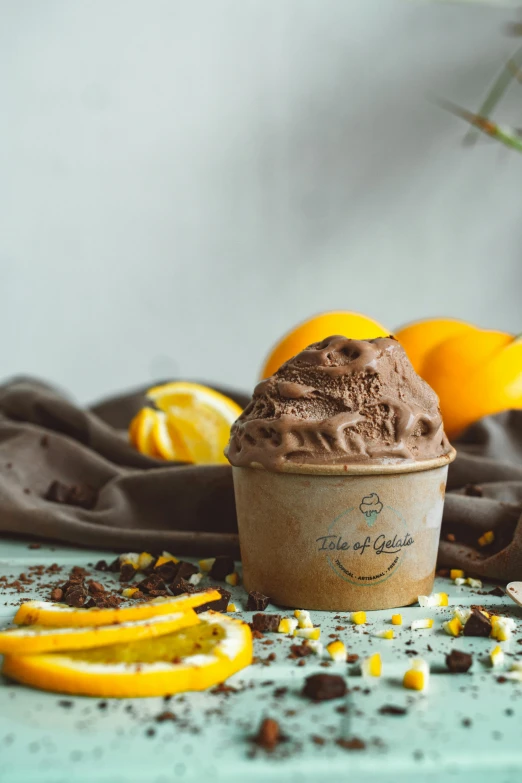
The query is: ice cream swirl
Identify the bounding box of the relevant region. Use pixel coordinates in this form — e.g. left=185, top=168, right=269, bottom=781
left=226, top=335, right=452, bottom=470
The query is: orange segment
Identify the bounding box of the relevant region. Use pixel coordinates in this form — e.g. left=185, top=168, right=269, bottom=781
left=2, top=612, right=253, bottom=698
left=395, top=317, right=476, bottom=375
left=128, top=408, right=162, bottom=458
left=14, top=590, right=221, bottom=628
left=260, top=311, right=389, bottom=379
left=146, top=382, right=243, bottom=465
left=0, top=610, right=200, bottom=655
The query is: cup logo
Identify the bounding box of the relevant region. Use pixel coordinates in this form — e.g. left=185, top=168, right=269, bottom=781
left=315, top=494, right=414, bottom=586
left=359, top=493, right=383, bottom=527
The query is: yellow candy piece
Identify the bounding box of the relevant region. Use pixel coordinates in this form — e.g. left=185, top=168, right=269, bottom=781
left=443, top=616, right=462, bottom=637
left=351, top=611, right=366, bottom=625
left=198, top=558, right=215, bottom=573
left=362, top=652, right=382, bottom=678
left=294, top=627, right=320, bottom=641
left=294, top=610, right=313, bottom=629
left=277, top=617, right=298, bottom=634
left=450, top=569, right=465, bottom=580
left=403, top=658, right=429, bottom=691
left=225, top=572, right=239, bottom=587
left=326, top=640, right=346, bottom=662
left=478, top=531, right=495, bottom=547
left=391, top=614, right=402, bottom=626
left=376, top=630, right=394, bottom=640
left=227, top=604, right=237, bottom=613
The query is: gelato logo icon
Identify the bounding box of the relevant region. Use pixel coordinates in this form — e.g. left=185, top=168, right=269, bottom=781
left=359, top=493, right=383, bottom=527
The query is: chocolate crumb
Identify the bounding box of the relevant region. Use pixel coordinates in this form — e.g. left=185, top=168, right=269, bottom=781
left=44, top=480, right=97, bottom=510
left=303, top=674, right=347, bottom=702
left=50, top=588, right=63, bottom=602
left=94, top=560, right=109, bottom=572
left=28, top=543, right=41, bottom=550
left=462, top=717, right=472, bottom=727
left=289, top=643, right=312, bottom=659
left=253, top=717, right=281, bottom=751
left=58, top=700, right=74, bottom=708
left=488, top=586, right=505, bottom=597
left=119, top=563, right=137, bottom=583
left=336, top=737, right=365, bottom=751
left=247, top=591, right=270, bottom=611
left=446, top=649, right=473, bottom=673
left=379, top=705, right=407, bottom=716
left=446, top=533, right=456, bottom=542
left=155, top=711, right=177, bottom=723
left=465, top=484, right=483, bottom=497
left=88, top=581, right=105, bottom=595
left=346, top=654, right=359, bottom=664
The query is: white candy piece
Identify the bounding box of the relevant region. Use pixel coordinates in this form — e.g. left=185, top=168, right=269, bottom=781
left=305, top=640, right=324, bottom=657
left=466, top=578, right=483, bottom=588
left=454, top=608, right=472, bottom=626
left=294, top=609, right=313, bottom=629
left=119, top=552, right=139, bottom=567
left=418, top=593, right=448, bottom=608
left=188, top=572, right=203, bottom=586
left=411, top=618, right=434, bottom=631
left=454, top=578, right=466, bottom=586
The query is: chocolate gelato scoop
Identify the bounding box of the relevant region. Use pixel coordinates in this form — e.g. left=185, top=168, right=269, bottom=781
left=227, top=335, right=451, bottom=470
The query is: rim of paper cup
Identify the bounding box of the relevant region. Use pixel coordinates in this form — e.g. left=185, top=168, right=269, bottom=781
left=234, top=446, right=457, bottom=476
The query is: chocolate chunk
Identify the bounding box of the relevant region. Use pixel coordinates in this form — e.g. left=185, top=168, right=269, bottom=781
left=44, top=480, right=97, bottom=510
left=252, top=613, right=281, bottom=633
left=138, top=574, right=166, bottom=594
left=378, top=704, right=407, bottom=715
left=94, top=560, right=109, bottom=572
left=302, top=673, right=347, bottom=701
left=64, top=584, right=87, bottom=608
left=247, top=591, right=270, bottom=611
left=88, top=581, right=105, bottom=595
left=488, top=586, right=505, bottom=597
left=465, top=484, right=483, bottom=497
left=171, top=561, right=198, bottom=581
left=108, top=558, right=121, bottom=573
left=336, top=737, right=365, bottom=751
left=50, top=588, right=63, bottom=602
left=446, top=649, right=473, bottom=673
left=154, top=560, right=178, bottom=581
left=84, top=598, right=97, bottom=608
left=253, top=717, right=281, bottom=751
left=119, top=563, right=137, bottom=583
left=194, top=587, right=231, bottom=613
left=209, top=555, right=235, bottom=581
left=346, top=653, right=359, bottom=664
left=463, top=607, right=492, bottom=638
left=169, top=577, right=195, bottom=596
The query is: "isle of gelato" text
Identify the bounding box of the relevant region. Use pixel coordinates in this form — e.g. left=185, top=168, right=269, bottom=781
left=316, top=533, right=414, bottom=556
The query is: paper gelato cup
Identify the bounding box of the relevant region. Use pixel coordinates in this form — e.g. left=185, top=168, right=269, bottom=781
left=232, top=448, right=456, bottom=611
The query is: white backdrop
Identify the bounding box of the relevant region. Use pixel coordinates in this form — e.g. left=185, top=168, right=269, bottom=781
left=2, top=0, right=521, bottom=403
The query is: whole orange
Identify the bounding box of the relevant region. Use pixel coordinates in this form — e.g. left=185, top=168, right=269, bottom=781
left=422, top=328, right=522, bottom=438
left=395, top=317, right=476, bottom=375
left=260, top=311, right=389, bottom=379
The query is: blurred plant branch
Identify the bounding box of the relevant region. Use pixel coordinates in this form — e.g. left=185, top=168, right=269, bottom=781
left=443, top=19, right=522, bottom=154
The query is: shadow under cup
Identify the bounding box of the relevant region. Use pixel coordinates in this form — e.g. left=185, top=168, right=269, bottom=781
left=232, top=449, right=456, bottom=612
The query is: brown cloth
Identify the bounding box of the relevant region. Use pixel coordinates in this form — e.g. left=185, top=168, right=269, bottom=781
left=0, top=379, right=520, bottom=581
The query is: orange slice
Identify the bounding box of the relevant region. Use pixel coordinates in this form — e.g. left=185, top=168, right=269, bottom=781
left=146, top=382, right=243, bottom=464
left=0, top=609, right=200, bottom=655
left=3, top=612, right=253, bottom=698
left=14, top=590, right=221, bottom=628
left=128, top=408, right=162, bottom=458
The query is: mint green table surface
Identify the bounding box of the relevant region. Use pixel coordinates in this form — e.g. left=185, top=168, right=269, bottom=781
left=0, top=536, right=521, bottom=783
